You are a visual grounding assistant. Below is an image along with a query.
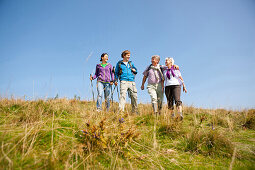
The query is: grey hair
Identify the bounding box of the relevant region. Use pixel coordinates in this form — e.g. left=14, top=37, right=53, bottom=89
left=165, top=57, right=174, bottom=65
left=151, top=55, right=160, bottom=61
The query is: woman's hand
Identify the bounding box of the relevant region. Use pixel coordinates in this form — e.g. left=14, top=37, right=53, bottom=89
left=114, top=81, right=118, bottom=86
left=90, top=76, right=93, bottom=81
left=183, top=84, right=187, bottom=93
left=141, top=84, right=144, bottom=90
left=110, top=82, right=113, bottom=85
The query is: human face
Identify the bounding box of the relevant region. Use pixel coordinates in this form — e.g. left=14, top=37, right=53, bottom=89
left=165, top=59, right=173, bottom=68
left=151, top=57, right=159, bottom=66
left=102, top=54, right=108, bottom=63
left=123, top=53, right=130, bottom=62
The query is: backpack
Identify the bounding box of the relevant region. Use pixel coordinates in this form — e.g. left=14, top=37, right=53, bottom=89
left=146, top=64, right=165, bottom=81
left=117, top=61, right=137, bottom=76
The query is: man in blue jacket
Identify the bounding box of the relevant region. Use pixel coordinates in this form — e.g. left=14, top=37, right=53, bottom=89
left=114, top=50, right=138, bottom=114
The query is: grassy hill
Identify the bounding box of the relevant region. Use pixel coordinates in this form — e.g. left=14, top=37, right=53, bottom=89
left=0, top=98, right=254, bottom=169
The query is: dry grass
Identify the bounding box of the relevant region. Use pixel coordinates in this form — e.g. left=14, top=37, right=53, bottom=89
left=0, top=98, right=254, bottom=169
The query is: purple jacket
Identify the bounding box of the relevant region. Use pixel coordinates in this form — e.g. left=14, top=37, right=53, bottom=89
left=92, top=63, right=115, bottom=83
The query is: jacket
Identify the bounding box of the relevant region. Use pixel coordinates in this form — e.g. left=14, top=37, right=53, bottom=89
left=115, top=60, right=137, bottom=82
left=92, top=63, right=115, bottom=83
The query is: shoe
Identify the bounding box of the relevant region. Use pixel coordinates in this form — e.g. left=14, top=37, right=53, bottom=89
left=180, top=116, right=183, bottom=121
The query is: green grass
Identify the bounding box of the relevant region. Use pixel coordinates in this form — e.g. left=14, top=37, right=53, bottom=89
left=0, top=98, right=254, bottom=169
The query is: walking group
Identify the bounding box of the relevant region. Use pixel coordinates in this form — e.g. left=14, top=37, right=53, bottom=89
left=90, top=50, right=187, bottom=119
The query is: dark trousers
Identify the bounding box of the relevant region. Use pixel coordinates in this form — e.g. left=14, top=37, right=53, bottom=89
left=165, top=85, right=182, bottom=110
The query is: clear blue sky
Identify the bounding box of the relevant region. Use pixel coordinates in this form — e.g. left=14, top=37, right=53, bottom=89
left=1, top=0, right=255, bottom=109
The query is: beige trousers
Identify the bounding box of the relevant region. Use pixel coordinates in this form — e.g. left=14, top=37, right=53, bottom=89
left=119, top=81, right=138, bottom=112
left=147, top=83, right=164, bottom=110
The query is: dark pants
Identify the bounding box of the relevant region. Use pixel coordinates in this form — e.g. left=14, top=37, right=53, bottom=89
left=165, top=85, right=182, bottom=110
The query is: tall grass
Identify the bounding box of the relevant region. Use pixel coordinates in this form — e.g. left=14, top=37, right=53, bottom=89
left=0, top=98, right=254, bottom=169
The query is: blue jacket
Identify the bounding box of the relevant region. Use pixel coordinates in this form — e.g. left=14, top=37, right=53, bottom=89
left=115, top=60, right=137, bottom=82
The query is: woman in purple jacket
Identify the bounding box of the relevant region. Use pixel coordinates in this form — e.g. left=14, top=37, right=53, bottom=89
left=90, top=53, right=115, bottom=111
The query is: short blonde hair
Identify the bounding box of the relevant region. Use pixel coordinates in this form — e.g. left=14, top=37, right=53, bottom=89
left=151, top=55, right=160, bottom=61
left=165, top=57, right=174, bottom=65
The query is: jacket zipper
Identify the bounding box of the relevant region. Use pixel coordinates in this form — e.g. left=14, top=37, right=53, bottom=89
left=126, top=64, right=129, bottom=81
left=104, top=66, right=105, bottom=82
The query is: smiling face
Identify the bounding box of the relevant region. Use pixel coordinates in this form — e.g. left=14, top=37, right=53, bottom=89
left=101, top=54, right=108, bottom=63
left=123, top=53, right=130, bottom=62
left=151, top=57, right=159, bottom=66
left=165, top=58, right=173, bottom=67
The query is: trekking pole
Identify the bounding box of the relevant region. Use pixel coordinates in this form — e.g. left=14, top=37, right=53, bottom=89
left=90, top=74, right=95, bottom=102
left=116, top=85, right=120, bottom=100
left=111, top=85, right=117, bottom=101
left=111, top=66, right=115, bottom=104
left=112, top=66, right=120, bottom=100
left=111, top=84, right=113, bottom=105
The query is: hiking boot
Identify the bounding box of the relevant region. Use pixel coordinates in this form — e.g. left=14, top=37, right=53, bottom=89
left=96, top=109, right=102, bottom=112
left=180, top=116, right=183, bottom=121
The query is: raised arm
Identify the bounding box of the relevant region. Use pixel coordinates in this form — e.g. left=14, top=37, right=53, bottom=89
left=173, top=64, right=179, bottom=70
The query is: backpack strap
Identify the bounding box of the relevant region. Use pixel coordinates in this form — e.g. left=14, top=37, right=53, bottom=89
left=159, top=65, right=165, bottom=81
left=146, top=64, right=165, bottom=81
left=146, top=64, right=153, bottom=73
left=118, top=61, right=122, bottom=76
left=128, top=61, right=137, bottom=75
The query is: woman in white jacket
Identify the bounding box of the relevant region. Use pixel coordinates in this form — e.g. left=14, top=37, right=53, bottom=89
left=163, top=57, right=187, bottom=120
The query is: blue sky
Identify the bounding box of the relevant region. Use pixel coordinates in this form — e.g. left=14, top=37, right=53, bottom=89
left=0, top=0, right=255, bottom=109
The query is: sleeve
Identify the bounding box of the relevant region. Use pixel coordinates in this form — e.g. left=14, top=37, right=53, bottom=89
left=143, top=66, right=149, bottom=77
left=115, top=62, right=120, bottom=81
left=161, top=65, right=168, bottom=71
left=92, top=65, right=99, bottom=79
left=109, top=64, right=115, bottom=82
left=175, top=70, right=182, bottom=77
left=131, top=62, right=138, bottom=74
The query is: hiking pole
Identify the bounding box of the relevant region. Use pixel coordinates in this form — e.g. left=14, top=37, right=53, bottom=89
left=90, top=74, right=95, bottom=102
left=110, top=85, right=117, bottom=102
left=116, top=85, right=120, bottom=100
left=111, top=84, right=113, bottom=105
left=112, top=66, right=120, bottom=100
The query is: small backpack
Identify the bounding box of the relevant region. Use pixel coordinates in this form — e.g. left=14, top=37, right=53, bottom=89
left=145, top=64, right=165, bottom=80
left=117, top=61, right=137, bottom=76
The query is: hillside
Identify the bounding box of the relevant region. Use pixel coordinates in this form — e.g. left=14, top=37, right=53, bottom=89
left=0, top=98, right=254, bottom=169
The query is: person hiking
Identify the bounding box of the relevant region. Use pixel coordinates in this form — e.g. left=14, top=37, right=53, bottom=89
left=141, top=55, right=180, bottom=115
left=90, top=53, right=115, bottom=111
left=114, top=50, right=138, bottom=114
left=141, top=55, right=164, bottom=115
left=163, top=57, right=187, bottom=120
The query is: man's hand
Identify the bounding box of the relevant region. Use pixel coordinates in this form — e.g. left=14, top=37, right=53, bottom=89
left=131, top=68, right=136, bottom=72
left=173, top=65, right=179, bottom=70
left=110, top=82, right=113, bottom=85
left=90, top=76, right=93, bottom=81
left=114, top=81, right=118, bottom=86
